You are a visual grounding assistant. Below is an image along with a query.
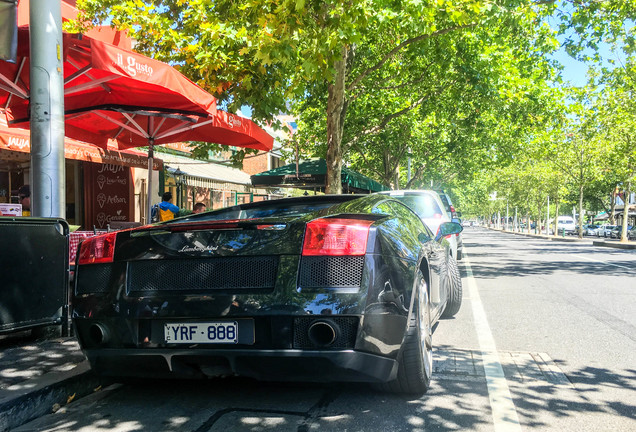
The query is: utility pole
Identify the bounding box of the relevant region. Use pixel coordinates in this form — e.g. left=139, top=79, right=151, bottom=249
left=29, top=0, right=65, bottom=217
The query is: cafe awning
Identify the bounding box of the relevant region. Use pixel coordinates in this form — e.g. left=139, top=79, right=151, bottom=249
left=251, top=158, right=389, bottom=193
left=0, top=122, right=162, bottom=170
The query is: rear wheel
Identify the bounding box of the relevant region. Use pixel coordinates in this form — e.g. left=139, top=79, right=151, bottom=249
left=380, top=271, right=432, bottom=395
left=441, top=256, right=462, bottom=318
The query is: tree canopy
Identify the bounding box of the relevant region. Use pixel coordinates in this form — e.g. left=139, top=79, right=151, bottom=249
left=71, top=0, right=636, bottom=237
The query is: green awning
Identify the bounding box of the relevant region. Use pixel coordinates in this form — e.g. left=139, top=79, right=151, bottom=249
left=251, top=159, right=388, bottom=193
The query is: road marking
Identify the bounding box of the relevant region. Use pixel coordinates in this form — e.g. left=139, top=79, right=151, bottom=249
left=463, top=253, right=522, bottom=432
left=575, top=254, right=634, bottom=270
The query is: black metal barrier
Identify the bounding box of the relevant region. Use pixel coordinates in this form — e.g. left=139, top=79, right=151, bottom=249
left=0, top=217, right=69, bottom=335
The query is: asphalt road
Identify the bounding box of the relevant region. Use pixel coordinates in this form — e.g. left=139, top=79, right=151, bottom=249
left=16, top=228, right=636, bottom=432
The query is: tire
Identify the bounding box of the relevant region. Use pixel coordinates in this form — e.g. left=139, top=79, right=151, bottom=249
left=456, top=248, right=463, bottom=261
left=379, top=271, right=432, bottom=395
left=441, top=256, right=462, bottom=318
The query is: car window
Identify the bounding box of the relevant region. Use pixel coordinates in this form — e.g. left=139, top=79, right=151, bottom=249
left=389, top=195, right=444, bottom=219
left=376, top=199, right=435, bottom=238
left=437, top=193, right=452, bottom=214
left=372, top=200, right=433, bottom=256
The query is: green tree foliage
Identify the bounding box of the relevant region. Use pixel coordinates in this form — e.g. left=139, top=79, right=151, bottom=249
left=72, top=0, right=562, bottom=194
left=596, top=62, right=636, bottom=240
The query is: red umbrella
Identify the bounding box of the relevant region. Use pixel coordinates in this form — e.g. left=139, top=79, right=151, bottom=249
left=2, top=27, right=217, bottom=131
left=1, top=27, right=273, bottom=218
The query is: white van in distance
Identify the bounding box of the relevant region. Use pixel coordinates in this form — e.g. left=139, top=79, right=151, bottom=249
left=556, top=216, right=576, bottom=234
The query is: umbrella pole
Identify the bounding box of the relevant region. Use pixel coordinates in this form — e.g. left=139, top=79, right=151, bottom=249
left=147, top=139, right=154, bottom=223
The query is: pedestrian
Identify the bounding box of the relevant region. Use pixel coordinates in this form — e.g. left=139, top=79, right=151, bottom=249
left=193, top=202, right=206, bottom=214
left=18, top=184, right=30, bottom=216
left=155, top=192, right=179, bottom=221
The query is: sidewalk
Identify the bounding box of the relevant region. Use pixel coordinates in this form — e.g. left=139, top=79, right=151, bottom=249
left=0, top=330, right=107, bottom=432
left=488, top=227, right=636, bottom=250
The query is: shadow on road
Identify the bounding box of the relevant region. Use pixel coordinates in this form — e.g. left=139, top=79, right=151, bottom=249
left=14, top=360, right=636, bottom=431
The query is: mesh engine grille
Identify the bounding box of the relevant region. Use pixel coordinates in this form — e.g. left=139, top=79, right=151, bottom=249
left=298, top=256, right=364, bottom=289
left=128, top=256, right=278, bottom=294
left=293, top=316, right=359, bottom=349
left=75, top=264, right=112, bottom=295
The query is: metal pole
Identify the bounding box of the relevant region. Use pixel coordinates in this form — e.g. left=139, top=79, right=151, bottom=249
left=147, top=140, right=154, bottom=221
left=29, top=0, right=64, bottom=217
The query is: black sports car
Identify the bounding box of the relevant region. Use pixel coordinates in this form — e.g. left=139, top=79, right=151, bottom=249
left=72, top=194, right=463, bottom=394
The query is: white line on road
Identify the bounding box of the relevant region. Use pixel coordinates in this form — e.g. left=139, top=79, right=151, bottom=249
left=574, top=254, right=634, bottom=270
left=463, top=253, right=522, bottom=432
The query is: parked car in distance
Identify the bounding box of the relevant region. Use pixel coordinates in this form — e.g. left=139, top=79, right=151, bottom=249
left=72, top=194, right=464, bottom=395
left=598, top=225, right=617, bottom=238
left=629, top=226, right=636, bottom=240
left=378, top=190, right=462, bottom=261
left=583, top=224, right=602, bottom=236
left=461, top=220, right=471, bottom=227
left=556, top=216, right=576, bottom=235
left=434, top=190, right=464, bottom=260
left=610, top=225, right=633, bottom=239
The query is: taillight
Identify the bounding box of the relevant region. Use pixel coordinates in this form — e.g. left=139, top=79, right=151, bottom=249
left=302, top=218, right=374, bottom=256
left=77, top=232, right=117, bottom=264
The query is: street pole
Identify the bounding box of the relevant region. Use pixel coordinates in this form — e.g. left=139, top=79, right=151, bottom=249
left=29, top=0, right=65, bottom=217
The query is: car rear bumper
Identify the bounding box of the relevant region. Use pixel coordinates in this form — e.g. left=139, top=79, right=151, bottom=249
left=83, top=348, right=398, bottom=383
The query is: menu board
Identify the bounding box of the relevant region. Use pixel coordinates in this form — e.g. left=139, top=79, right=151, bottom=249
left=84, top=163, right=133, bottom=230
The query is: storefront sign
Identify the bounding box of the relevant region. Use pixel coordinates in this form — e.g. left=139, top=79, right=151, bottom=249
left=0, top=124, right=162, bottom=170
left=84, top=163, right=132, bottom=229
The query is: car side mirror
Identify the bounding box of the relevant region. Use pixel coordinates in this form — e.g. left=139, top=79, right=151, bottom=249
left=435, top=222, right=463, bottom=242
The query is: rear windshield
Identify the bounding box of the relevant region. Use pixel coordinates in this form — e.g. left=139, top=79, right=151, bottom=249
left=171, top=196, right=358, bottom=223
left=388, top=195, right=444, bottom=219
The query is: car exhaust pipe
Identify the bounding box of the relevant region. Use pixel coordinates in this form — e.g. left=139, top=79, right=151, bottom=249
left=88, top=323, right=110, bottom=346
left=308, top=320, right=339, bottom=347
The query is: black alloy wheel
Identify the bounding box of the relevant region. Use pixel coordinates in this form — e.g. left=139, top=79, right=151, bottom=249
left=379, top=270, right=432, bottom=395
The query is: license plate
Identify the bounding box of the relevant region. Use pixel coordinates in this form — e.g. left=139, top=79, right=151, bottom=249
left=164, top=321, right=238, bottom=344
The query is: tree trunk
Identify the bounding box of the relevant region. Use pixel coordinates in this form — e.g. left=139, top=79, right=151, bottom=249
left=553, top=199, right=560, bottom=237
left=610, top=188, right=617, bottom=225
left=620, top=180, right=631, bottom=243
left=325, top=46, right=348, bottom=194
left=578, top=184, right=585, bottom=239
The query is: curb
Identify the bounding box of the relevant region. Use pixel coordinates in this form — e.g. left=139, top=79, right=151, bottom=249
left=488, top=228, right=635, bottom=249
left=0, top=361, right=107, bottom=432
left=592, top=240, right=636, bottom=250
